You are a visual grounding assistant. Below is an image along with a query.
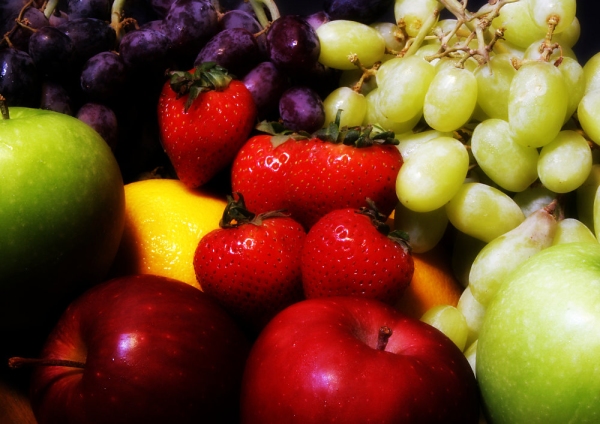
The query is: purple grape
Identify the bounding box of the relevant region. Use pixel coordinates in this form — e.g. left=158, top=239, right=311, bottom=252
left=119, top=27, right=170, bottom=73
left=279, top=86, right=325, bottom=133
left=0, top=48, right=41, bottom=107
left=194, top=28, right=260, bottom=77
left=48, top=9, right=69, bottom=27
left=139, top=19, right=166, bottom=32
left=304, top=11, right=331, bottom=31
left=28, top=26, right=75, bottom=80
left=10, top=6, right=49, bottom=52
left=266, top=15, right=320, bottom=78
left=219, top=9, right=261, bottom=32
left=0, top=0, right=28, bottom=38
left=56, top=18, right=117, bottom=66
left=163, top=0, right=219, bottom=60
left=40, top=81, right=74, bottom=115
left=76, top=102, right=119, bottom=151
left=67, top=0, right=111, bottom=20
left=219, top=9, right=268, bottom=58
left=149, top=0, right=175, bottom=18
left=80, top=51, right=128, bottom=101
left=323, top=0, right=394, bottom=24
left=242, top=61, right=289, bottom=120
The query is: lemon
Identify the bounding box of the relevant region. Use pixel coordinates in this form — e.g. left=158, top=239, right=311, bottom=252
left=108, top=178, right=226, bottom=289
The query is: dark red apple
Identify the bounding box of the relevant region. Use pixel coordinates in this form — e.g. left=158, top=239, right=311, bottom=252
left=10, top=274, right=250, bottom=424
left=240, top=296, right=480, bottom=423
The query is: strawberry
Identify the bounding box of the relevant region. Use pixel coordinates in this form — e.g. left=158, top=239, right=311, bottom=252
left=157, top=62, right=257, bottom=188
left=301, top=200, right=414, bottom=306
left=193, top=192, right=306, bottom=333
left=231, top=116, right=403, bottom=229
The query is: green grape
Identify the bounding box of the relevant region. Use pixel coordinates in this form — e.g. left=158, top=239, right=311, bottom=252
left=538, top=130, right=593, bottom=193
left=528, top=0, right=576, bottom=34
left=377, top=55, right=436, bottom=123
left=474, top=53, right=516, bottom=121
left=557, top=56, right=585, bottom=122
left=414, top=42, right=443, bottom=63
left=576, top=164, right=600, bottom=233
left=463, top=340, right=478, bottom=376
left=553, top=16, right=580, bottom=48
left=394, top=0, right=442, bottom=38
left=522, top=38, right=577, bottom=62
left=492, top=37, right=526, bottom=59
left=513, top=184, right=558, bottom=217
left=393, top=202, right=448, bottom=253
left=594, top=186, right=600, bottom=241
left=423, top=65, right=478, bottom=132
left=396, top=136, right=469, bottom=213
left=396, top=129, right=452, bottom=160
left=452, top=231, right=486, bottom=288
left=363, top=88, right=421, bottom=134
left=508, top=60, right=568, bottom=148
left=552, top=218, right=597, bottom=245
left=322, top=87, right=367, bottom=128
left=457, top=285, right=486, bottom=348
left=420, top=304, right=468, bottom=351
left=316, top=20, right=386, bottom=70
left=577, top=89, right=600, bottom=145
left=338, top=69, right=377, bottom=96
left=445, top=182, right=525, bottom=243
left=490, top=1, right=546, bottom=49
left=470, top=118, right=539, bottom=193
left=468, top=204, right=558, bottom=306
left=370, top=22, right=406, bottom=53
left=583, top=52, right=600, bottom=93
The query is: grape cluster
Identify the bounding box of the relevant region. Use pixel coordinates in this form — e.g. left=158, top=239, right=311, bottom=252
left=0, top=0, right=392, bottom=182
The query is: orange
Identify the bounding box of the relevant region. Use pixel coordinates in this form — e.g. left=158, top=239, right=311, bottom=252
left=394, top=244, right=465, bottom=319
left=108, top=178, right=226, bottom=290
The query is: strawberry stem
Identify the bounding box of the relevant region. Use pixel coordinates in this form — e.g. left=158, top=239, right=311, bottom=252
left=220, top=193, right=289, bottom=228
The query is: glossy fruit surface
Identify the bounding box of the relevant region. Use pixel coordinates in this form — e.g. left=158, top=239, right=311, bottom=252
left=25, top=274, right=250, bottom=424
left=241, top=296, right=480, bottom=423
left=478, top=242, right=600, bottom=423
left=109, top=178, right=226, bottom=289
left=0, top=106, right=125, bottom=331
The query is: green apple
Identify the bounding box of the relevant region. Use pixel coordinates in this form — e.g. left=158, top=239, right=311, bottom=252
left=477, top=242, right=600, bottom=423
left=0, top=106, right=125, bottom=332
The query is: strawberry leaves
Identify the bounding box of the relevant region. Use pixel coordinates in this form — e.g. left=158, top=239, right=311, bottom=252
left=168, top=62, right=233, bottom=111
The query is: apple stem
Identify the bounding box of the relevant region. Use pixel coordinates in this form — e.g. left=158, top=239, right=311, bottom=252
left=8, top=356, right=86, bottom=369
left=376, top=326, right=393, bottom=351
left=0, top=95, right=9, bottom=120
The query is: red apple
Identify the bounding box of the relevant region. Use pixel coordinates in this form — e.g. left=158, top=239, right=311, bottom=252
left=240, top=296, right=480, bottom=423
left=10, top=274, right=250, bottom=424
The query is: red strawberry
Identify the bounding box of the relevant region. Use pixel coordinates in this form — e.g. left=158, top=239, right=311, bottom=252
left=301, top=200, right=414, bottom=306
left=194, top=192, right=306, bottom=333
left=157, top=62, right=257, bottom=188
left=231, top=118, right=403, bottom=229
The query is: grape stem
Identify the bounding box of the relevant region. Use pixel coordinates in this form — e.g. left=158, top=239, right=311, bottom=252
left=42, top=0, right=60, bottom=19
left=111, top=0, right=128, bottom=42
left=248, top=0, right=280, bottom=29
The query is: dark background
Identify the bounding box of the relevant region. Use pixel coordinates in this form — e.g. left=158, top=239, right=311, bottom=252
left=271, top=0, right=600, bottom=65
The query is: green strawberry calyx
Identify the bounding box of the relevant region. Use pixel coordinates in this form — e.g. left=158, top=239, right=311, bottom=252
left=220, top=192, right=290, bottom=228
left=256, top=109, right=400, bottom=149
left=168, top=62, right=233, bottom=112
left=314, top=110, right=399, bottom=148
left=358, top=199, right=412, bottom=253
